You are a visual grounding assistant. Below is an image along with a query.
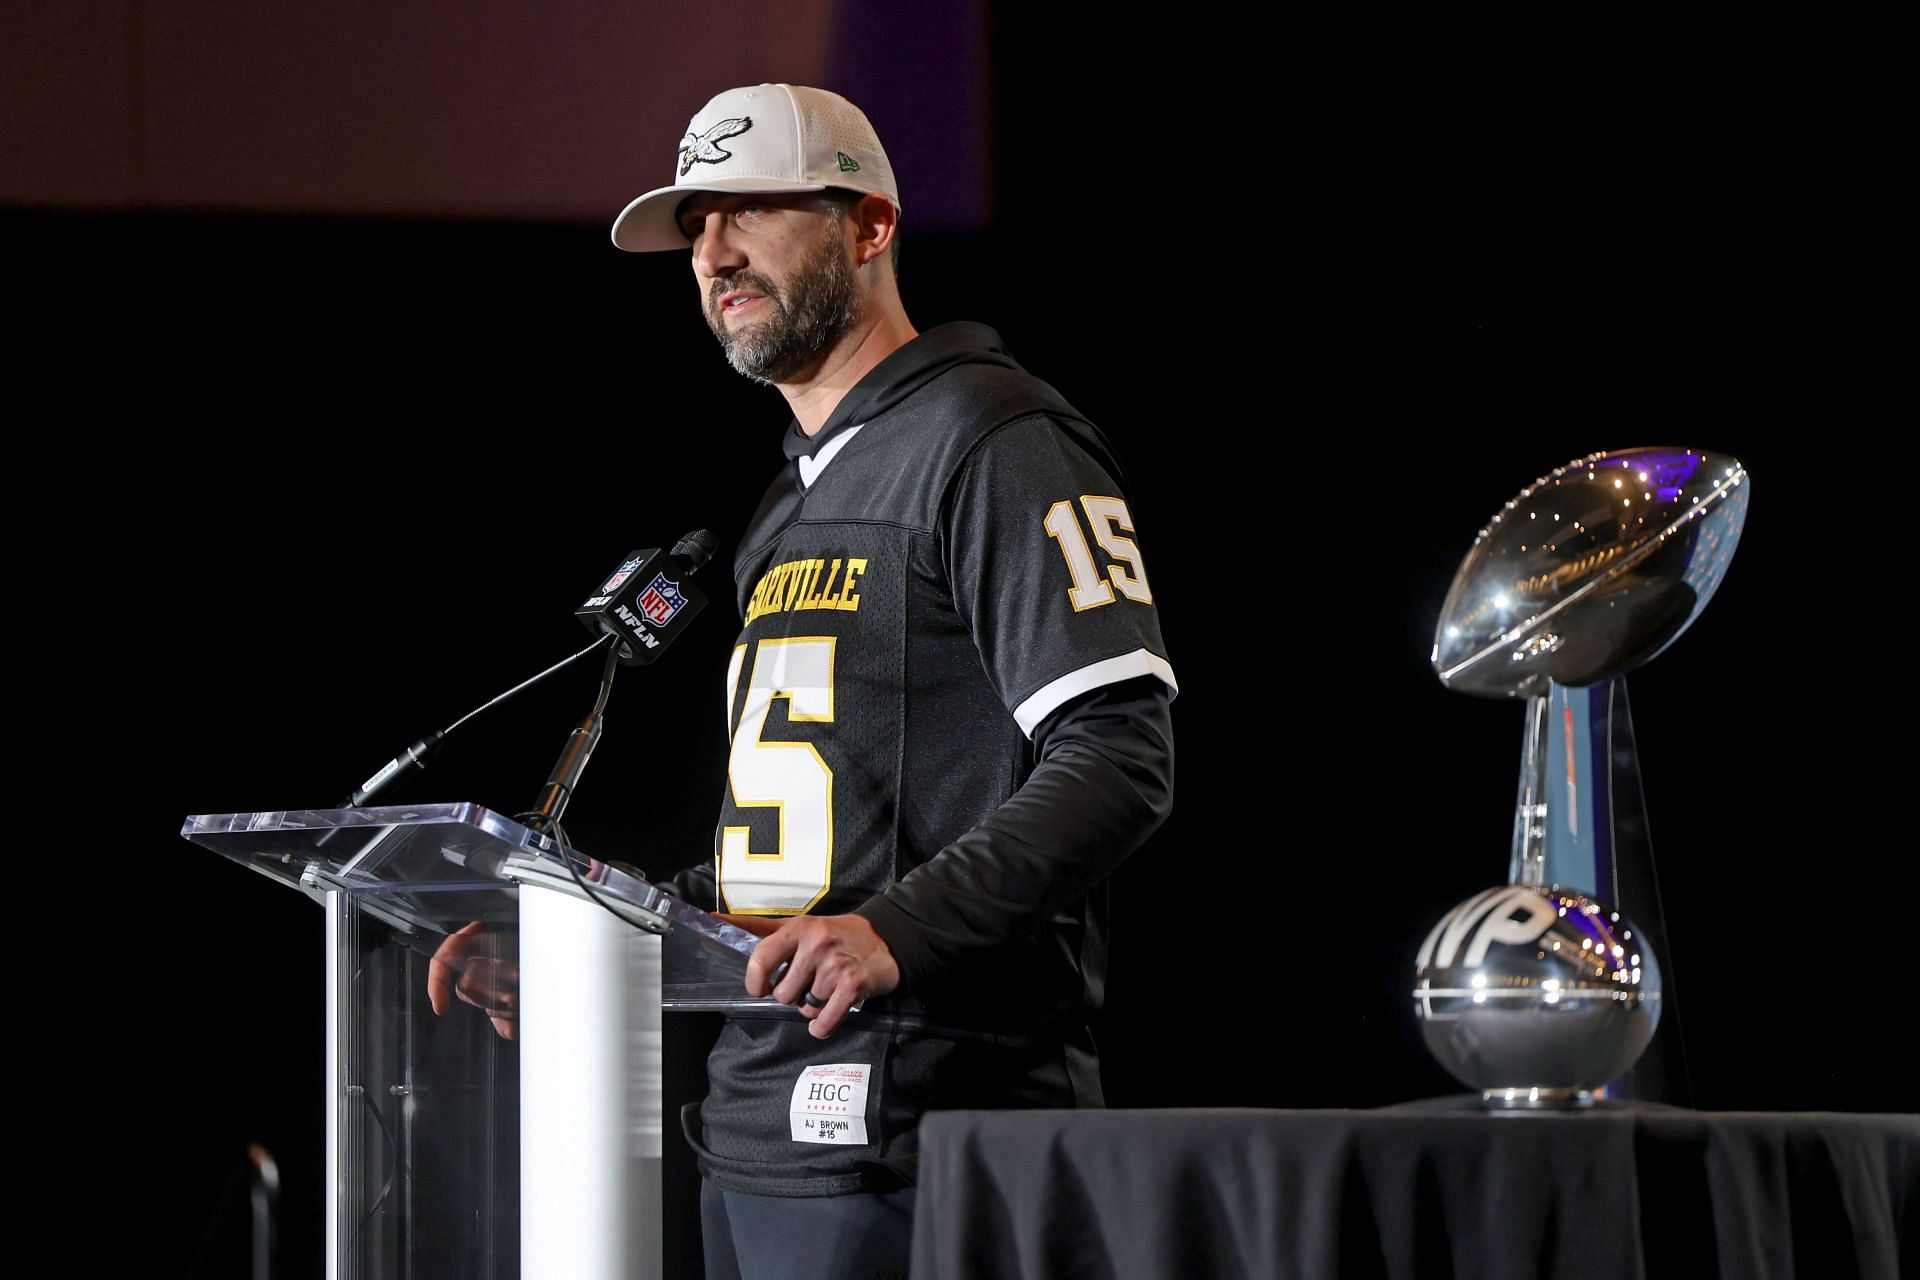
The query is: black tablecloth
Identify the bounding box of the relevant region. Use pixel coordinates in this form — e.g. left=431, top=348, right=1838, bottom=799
left=911, top=1102, right=1918, bottom=1279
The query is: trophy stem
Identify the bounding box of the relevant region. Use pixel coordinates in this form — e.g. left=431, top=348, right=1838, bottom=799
left=1509, top=694, right=1550, bottom=885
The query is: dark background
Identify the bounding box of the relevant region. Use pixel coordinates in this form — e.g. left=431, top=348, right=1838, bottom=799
left=8, top=5, right=1889, bottom=1275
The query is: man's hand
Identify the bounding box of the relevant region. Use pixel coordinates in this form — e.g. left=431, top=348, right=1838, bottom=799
left=716, top=912, right=900, bottom=1040
left=427, top=921, right=520, bottom=1041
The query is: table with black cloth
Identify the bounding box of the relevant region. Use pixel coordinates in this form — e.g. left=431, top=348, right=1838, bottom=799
left=909, top=1100, right=1918, bottom=1279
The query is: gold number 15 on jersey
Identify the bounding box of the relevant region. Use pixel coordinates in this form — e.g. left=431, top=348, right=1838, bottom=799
left=1044, top=495, right=1152, bottom=611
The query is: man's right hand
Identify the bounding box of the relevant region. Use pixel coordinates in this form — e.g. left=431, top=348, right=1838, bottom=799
left=718, top=912, right=900, bottom=1040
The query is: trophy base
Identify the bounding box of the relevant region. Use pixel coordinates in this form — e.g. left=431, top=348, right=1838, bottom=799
left=1481, top=1086, right=1595, bottom=1110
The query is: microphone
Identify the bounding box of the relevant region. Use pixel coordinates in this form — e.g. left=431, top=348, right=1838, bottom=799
left=574, top=530, right=718, bottom=665
left=341, top=730, right=446, bottom=808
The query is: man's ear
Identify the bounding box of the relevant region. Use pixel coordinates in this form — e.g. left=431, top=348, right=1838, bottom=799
left=850, top=192, right=899, bottom=268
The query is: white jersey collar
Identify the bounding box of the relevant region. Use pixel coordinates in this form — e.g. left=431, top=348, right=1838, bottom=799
left=798, top=423, right=866, bottom=489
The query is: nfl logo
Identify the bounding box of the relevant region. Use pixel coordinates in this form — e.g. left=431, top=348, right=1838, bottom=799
left=602, top=557, right=645, bottom=594
left=638, top=573, right=689, bottom=626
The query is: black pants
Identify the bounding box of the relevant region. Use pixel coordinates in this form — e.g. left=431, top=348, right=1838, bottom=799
left=699, top=1180, right=916, bottom=1280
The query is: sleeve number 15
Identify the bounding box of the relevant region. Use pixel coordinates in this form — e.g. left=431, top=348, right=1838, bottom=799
left=1043, top=495, right=1153, bottom=611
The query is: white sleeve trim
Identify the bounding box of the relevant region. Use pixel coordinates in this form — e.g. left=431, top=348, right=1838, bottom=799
left=1011, top=648, right=1179, bottom=738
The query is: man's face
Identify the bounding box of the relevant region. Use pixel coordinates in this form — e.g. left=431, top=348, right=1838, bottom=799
left=678, top=193, right=861, bottom=385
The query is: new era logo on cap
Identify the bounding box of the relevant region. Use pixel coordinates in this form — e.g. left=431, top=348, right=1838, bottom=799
left=611, top=84, right=900, bottom=253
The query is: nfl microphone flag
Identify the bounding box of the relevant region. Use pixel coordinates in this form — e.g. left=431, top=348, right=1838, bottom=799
left=575, top=546, right=709, bottom=664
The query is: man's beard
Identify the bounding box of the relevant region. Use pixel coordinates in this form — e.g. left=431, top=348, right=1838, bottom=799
left=706, top=229, right=862, bottom=385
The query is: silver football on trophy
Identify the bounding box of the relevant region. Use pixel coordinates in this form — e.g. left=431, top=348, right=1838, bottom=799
left=1413, top=884, right=1662, bottom=1107
left=1432, top=447, right=1749, bottom=699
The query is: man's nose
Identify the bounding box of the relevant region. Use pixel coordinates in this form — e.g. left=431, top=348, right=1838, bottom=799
left=691, top=213, right=745, bottom=278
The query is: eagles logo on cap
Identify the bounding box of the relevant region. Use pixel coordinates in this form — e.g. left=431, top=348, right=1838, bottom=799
left=611, top=84, right=901, bottom=253
left=679, top=117, right=753, bottom=177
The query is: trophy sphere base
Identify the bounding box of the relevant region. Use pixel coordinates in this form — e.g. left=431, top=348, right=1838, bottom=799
left=1482, top=1086, right=1595, bottom=1111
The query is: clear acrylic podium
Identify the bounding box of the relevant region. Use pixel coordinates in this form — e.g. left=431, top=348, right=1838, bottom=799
left=182, top=802, right=771, bottom=1280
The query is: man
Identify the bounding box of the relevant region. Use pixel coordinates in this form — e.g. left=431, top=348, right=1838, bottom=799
left=612, top=84, right=1175, bottom=1279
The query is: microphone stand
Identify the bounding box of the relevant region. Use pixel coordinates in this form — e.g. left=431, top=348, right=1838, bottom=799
left=520, top=636, right=622, bottom=836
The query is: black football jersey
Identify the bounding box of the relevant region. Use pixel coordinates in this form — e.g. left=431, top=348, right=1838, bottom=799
left=677, top=323, right=1175, bottom=1195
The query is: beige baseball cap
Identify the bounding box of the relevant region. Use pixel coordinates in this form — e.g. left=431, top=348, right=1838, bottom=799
left=611, top=83, right=901, bottom=253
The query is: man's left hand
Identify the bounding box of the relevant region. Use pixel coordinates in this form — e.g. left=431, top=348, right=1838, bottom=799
left=717, top=913, right=900, bottom=1039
